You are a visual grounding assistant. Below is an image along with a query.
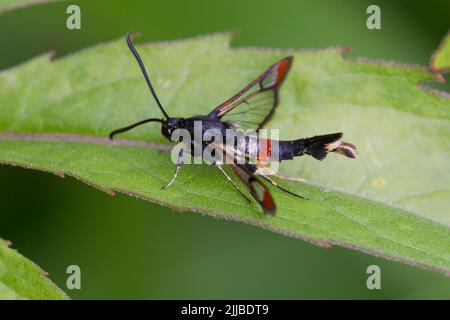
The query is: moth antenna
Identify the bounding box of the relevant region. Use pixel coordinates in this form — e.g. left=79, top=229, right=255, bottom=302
left=126, top=32, right=170, bottom=119
left=108, top=118, right=164, bottom=140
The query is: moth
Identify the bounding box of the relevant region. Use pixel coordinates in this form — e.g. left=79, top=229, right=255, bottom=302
left=109, top=33, right=357, bottom=215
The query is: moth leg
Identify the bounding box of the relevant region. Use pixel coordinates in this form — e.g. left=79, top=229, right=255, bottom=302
left=257, top=165, right=306, bottom=183
left=257, top=172, right=307, bottom=200
left=271, top=172, right=306, bottom=183
left=162, top=149, right=184, bottom=190
left=216, top=165, right=251, bottom=203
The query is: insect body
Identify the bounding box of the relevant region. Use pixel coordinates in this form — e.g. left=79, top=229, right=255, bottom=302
left=109, top=33, right=357, bottom=215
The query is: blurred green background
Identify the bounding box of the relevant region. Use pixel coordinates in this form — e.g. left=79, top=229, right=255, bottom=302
left=1, top=0, right=449, bottom=299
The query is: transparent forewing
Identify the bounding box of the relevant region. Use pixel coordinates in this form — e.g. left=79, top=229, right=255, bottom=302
left=220, top=90, right=278, bottom=130
left=209, top=57, right=293, bottom=130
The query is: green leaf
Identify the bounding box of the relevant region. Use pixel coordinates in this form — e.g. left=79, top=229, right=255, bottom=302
left=0, top=239, right=69, bottom=299
left=431, top=31, right=450, bottom=72
left=0, top=33, right=449, bottom=275
left=0, top=0, right=60, bottom=13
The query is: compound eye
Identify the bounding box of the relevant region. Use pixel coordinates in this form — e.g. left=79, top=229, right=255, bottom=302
left=161, top=123, right=171, bottom=137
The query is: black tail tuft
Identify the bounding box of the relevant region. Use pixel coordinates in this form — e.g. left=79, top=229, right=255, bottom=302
left=303, top=133, right=343, bottom=160
left=334, top=141, right=358, bottom=159
left=290, top=133, right=358, bottom=161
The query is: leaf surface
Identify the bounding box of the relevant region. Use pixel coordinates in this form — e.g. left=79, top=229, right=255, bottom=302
left=0, top=0, right=60, bottom=13
left=0, top=239, right=68, bottom=299
left=0, top=33, right=449, bottom=274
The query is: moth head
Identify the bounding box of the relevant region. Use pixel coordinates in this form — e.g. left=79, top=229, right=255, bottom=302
left=162, top=118, right=185, bottom=138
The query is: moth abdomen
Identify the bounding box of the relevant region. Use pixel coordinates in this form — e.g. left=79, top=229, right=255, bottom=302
left=279, top=133, right=357, bottom=161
